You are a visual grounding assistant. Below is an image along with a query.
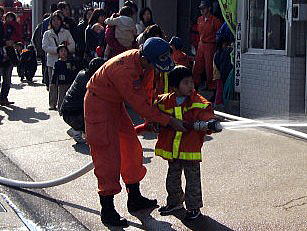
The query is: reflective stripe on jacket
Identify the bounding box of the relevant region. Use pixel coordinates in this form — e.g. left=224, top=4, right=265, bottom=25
left=155, top=91, right=215, bottom=161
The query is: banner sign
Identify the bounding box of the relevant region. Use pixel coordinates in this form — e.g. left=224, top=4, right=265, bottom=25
left=218, top=0, right=237, bottom=35
left=235, top=22, right=242, bottom=93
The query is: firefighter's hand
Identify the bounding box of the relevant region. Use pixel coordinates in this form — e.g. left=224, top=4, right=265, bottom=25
left=169, top=117, right=187, bottom=132
left=183, top=121, right=194, bottom=130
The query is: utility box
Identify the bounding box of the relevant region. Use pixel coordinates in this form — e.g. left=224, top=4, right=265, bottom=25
left=293, top=4, right=307, bottom=21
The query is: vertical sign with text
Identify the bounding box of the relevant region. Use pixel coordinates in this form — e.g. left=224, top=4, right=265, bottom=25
left=235, top=22, right=241, bottom=93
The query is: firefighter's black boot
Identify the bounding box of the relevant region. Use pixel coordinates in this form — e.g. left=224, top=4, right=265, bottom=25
left=99, top=195, right=129, bottom=227
left=126, top=183, right=157, bottom=213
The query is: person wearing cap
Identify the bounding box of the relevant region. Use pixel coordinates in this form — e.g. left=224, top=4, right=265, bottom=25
left=84, top=37, right=187, bottom=227
left=193, top=0, right=222, bottom=90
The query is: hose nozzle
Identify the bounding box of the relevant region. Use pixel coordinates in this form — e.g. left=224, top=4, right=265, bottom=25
left=193, top=119, right=223, bottom=132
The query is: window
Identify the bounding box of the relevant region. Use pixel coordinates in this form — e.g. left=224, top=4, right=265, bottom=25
left=249, top=0, right=287, bottom=51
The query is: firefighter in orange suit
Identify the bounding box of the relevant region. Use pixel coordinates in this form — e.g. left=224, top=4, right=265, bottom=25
left=193, top=0, right=222, bottom=89
left=84, top=37, right=186, bottom=227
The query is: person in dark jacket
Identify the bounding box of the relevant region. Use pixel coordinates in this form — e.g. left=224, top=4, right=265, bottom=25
left=0, top=40, right=16, bottom=105
left=32, top=13, right=50, bottom=61
left=0, top=7, right=5, bottom=47
left=19, top=45, right=37, bottom=82
left=75, top=8, right=93, bottom=64
left=213, top=22, right=234, bottom=106
left=85, top=8, right=106, bottom=63
left=51, top=44, right=78, bottom=111
left=15, top=41, right=24, bottom=81
left=61, top=57, right=104, bottom=143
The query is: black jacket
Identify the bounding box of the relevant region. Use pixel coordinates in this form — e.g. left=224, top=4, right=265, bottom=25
left=31, top=23, right=44, bottom=59
left=20, top=50, right=37, bottom=72
left=52, top=59, right=78, bottom=85
left=60, top=70, right=90, bottom=114
left=84, top=26, right=104, bottom=61
left=75, top=20, right=88, bottom=58
left=214, top=47, right=233, bottom=84
left=0, top=20, right=4, bottom=47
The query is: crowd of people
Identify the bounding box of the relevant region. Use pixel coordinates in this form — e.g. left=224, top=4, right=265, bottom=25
left=0, top=0, right=234, bottom=228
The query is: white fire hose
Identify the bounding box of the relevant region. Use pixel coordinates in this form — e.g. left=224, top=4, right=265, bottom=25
left=0, top=111, right=306, bottom=189
left=0, top=162, right=94, bottom=188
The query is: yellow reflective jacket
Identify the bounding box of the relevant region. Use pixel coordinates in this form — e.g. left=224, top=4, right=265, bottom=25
left=155, top=91, right=215, bottom=161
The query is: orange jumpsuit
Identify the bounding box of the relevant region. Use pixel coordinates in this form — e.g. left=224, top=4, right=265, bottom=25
left=84, top=49, right=170, bottom=196
left=193, top=15, right=222, bottom=89
left=172, top=50, right=192, bottom=68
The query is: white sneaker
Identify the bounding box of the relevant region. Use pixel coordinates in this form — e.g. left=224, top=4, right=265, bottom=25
left=67, top=128, right=86, bottom=143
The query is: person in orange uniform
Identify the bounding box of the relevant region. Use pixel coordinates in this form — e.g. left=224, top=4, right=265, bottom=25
left=84, top=37, right=186, bottom=227
left=193, top=0, right=222, bottom=89
left=169, top=36, right=193, bottom=68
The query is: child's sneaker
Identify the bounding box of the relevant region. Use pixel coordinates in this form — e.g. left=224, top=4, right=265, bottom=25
left=158, top=204, right=184, bottom=215
left=184, top=209, right=201, bottom=220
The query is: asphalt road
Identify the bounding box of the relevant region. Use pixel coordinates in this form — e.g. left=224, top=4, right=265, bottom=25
left=0, top=67, right=306, bottom=230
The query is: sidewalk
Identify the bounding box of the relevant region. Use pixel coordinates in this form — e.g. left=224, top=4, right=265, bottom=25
left=0, top=66, right=306, bottom=230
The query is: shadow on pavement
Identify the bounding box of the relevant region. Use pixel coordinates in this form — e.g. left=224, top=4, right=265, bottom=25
left=11, top=83, right=27, bottom=90
left=0, top=105, right=50, bottom=123
left=3, top=186, right=149, bottom=231
left=172, top=209, right=234, bottom=231
left=27, top=81, right=46, bottom=87
left=0, top=115, right=4, bottom=125
left=130, top=207, right=175, bottom=231
left=72, top=143, right=90, bottom=155
left=5, top=186, right=101, bottom=215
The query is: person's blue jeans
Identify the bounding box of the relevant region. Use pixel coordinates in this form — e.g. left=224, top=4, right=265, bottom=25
left=0, top=64, right=13, bottom=100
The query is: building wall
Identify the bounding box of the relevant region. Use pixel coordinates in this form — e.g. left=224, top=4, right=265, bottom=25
left=241, top=54, right=291, bottom=118
left=238, top=0, right=306, bottom=118
left=146, top=0, right=177, bottom=40
left=241, top=53, right=306, bottom=118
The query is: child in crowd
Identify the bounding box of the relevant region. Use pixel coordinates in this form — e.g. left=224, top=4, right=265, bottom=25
left=14, top=42, right=24, bottom=81
left=154, top=65, right=220, bottom=220
left=19, top=45, right=37, bottom=82
left=169, top=36, right=193, bottom=68
left=104, top=6, right=136, bottom=52
left=51, top=44, right=77, bottom=111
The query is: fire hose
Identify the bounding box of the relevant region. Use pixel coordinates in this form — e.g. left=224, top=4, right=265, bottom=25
left=0, top=111, right=306, bottom=189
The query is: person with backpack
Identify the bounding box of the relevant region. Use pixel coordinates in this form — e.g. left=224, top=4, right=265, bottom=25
left=104, top=6, right=136, bottom=59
